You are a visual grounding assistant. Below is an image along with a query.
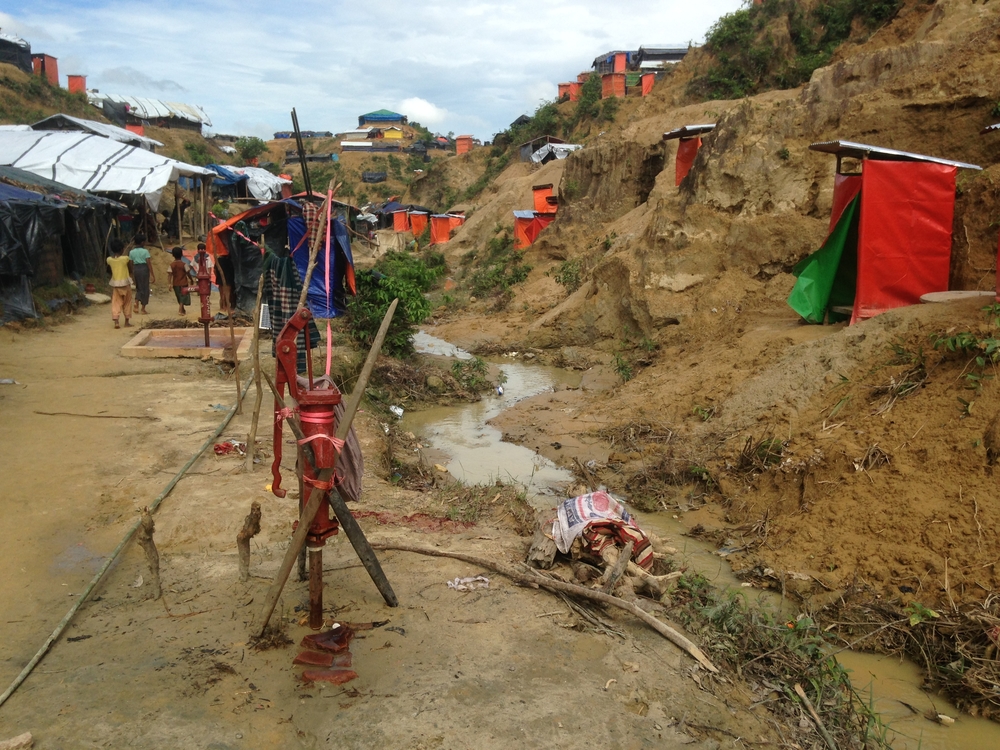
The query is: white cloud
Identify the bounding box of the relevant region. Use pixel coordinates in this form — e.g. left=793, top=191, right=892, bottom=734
left=1, top=0, right=746, bottom=140
left=399, top=97, right=449, bottom=127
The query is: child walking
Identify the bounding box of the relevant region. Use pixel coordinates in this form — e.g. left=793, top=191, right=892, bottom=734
left=106, top=239, right=133, bottom=329
left=169, top=247, right=193, bottom=315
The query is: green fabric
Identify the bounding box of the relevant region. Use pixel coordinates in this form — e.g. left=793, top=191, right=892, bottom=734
left=787, top=195, right=860, bottom=324
left=625, top=73, right=641, bottom=87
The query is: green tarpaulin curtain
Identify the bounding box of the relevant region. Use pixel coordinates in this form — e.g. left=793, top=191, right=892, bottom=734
left=787, top=194, right=860, bottom=324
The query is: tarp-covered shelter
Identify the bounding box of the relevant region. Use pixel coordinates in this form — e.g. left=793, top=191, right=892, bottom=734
left=358, top=110, right=407, bottom=128
left=0, top=32, right=32, bottom=74
left=0, top=167, right=122, bottom=322
left=429, top=214, right=464, bottom=246
left=86, top=92, right=212, bottom=133
left=530, top=143, right=582, bottom=164
left=788, top=141, right=981, bottom=325
left=206, top=163, right=250, bottom=200
left=229, top=167, right=291, bottom=202
left=0, top=131, right=214, bottom=211
left=519, top=136, right=565, bottom=162
left=513, top=210, right=555, bottom=250
left=32, top=114, right=163, bottom=151
left=663, top=124, right=715, bottom=186
left=207, top=197, right=355, bottom=317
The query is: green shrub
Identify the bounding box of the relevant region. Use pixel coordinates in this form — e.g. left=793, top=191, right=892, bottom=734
left=469, top=231, right=532, bottom=297
left=546, top=259, right=583, bottom=293
left=235, top=136, right=268, bottom=165
left=347, top=252, right=444, bottom=357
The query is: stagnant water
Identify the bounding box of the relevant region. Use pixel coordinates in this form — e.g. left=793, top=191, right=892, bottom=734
left=404, top=331, right=1000, bottom=749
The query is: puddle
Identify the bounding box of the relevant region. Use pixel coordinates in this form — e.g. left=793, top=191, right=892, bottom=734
left=405, top=330, right=1000, bottom=749
left=403, top=332, right=581, bottom=501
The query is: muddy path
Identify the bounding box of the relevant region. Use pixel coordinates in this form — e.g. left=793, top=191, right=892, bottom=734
left=0, top=294, right=786, bottom=749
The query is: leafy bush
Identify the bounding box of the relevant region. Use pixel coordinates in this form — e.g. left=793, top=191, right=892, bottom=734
left=468, top=231, right=532, bottom=297
left=235, top=136, right=268, bottom=165
left=347, top=252, right=444, bottom=357
left=546, top=259, right=583, bottom=293
left=184, top=142, right=211, bottom=166
left=689, top=0, right=901, bottom=100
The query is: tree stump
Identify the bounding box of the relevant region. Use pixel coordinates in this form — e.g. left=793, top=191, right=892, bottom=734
left=237, top=501, right=262, bottom=582
left=136, top=507, right=161, bottom=599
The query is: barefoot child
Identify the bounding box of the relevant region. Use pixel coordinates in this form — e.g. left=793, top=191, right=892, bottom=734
left=129, top=234, right=155, bottom=315
left=169, top=247, right=193, bottom=315
left=106, top=239, right=134, bottom=329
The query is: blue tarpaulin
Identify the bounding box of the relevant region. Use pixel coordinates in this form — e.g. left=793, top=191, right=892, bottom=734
left=286, top=203, right=355, bottom=318
left=206, top=164, right=248, bottom=187
left=0, top=182, right=43, bottom=203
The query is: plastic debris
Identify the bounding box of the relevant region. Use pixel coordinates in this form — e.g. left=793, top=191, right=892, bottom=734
left=0, top=379, right=19, bottom=385
left=293, top=651, right=353, bottom=667
left=447, top=576, right=490, bottom=591
left=301, top=624, right=354, bottom=653
left=300, top=668, right=358, bottom=685
left=496, top=386, right=504, bottom=396
left=434, top=463, right=448, bottom=472
left=389, top=405, right=404, bottom=418
left=214, top=439, right=247, bottom=456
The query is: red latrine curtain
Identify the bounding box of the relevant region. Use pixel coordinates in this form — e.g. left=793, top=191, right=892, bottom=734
left=533, top=185, right=554, bottom=213
left=514, top=216, right=533, bottom=250
left=392, top=211, right=409, bottom=232
left=641, top=74, right=654, bottom=97
left=829, top=173, right=861, bottom=233
left=853, top=160, right=957, bottom=323
left=675, top=138, right=701, bottom=186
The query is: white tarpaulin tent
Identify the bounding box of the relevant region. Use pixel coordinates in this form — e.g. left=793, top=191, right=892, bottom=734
left=32, top=114, right=164, bottom=150
left=530, top=143, right=583, bottom=163
left=86, top=92, right=212, bottom=127
left=229, top=167, right=291, bottom=201
left=0, top=131, right=214, bottom=210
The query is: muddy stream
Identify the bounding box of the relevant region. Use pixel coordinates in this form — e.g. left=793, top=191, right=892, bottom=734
left=402, top=331, right=1000, bottom=750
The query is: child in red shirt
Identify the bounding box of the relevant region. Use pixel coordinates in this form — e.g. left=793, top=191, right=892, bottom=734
left=169, top=247, right=193, bottom=315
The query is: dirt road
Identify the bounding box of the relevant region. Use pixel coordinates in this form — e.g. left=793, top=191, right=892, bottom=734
left=0, top=293, right=778, bottom=749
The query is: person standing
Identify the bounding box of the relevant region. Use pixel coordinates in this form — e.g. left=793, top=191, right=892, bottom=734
left=169, top=246, right=193, bottom=315
left=106, top=239, right=134, bottom=329
left=129, top=234, right=155, bottom=315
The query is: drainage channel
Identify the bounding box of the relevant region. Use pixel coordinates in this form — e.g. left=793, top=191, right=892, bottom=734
left=403, top=331, right=1000, bottom=750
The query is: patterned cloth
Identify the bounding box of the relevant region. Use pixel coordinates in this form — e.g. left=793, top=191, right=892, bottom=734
left=298, top=201, right=322, bottom=254
left=553, top=491, right=654, bottom=570
left=263, top=252, right=319, bottom=374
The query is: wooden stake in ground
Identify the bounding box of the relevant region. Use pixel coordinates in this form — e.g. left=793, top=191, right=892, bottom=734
left=213, top=261, right=242, bottom=415
left=136, top=507, right=161, bottom=600
left=370, top=542, right=718, bottom=673
left=244, top=270, right=266, bottom=471
left=237, top=501, right=262, bottom=582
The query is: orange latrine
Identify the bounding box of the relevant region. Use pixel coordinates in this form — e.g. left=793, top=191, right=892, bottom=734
left=392, top=210, right=410, bottom=232
left=67, top=74, right=86, bottom=94
left=430, top=214, right=464, bottom=245
left=568, top=83, right=581, bottom=102
left=513, top=211, right=555, bottom=250
left=409, top=211, right=429, bottom=237
left=641, top=73, right=655, bottom=97
left=558, top=83, right=571, bottom=100
left=601, top=73, right=625, bottom=99
left=662, top=124, right=716, bottom=186
left=455, top=135, right=474, bottom=155
left=532, top=184, right=556, bottom=214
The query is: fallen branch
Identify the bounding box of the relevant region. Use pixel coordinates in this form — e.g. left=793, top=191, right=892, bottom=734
left=34, top=410, right=159, bottom=420
left=136, top=507, right=161, bottom=600
left=793, top=683, right=837, bottom=750
left=370, top=541, right=718, bottom=673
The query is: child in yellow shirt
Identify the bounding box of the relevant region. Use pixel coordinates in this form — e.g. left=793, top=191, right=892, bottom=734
left=106, top=240, right=134, bottom=329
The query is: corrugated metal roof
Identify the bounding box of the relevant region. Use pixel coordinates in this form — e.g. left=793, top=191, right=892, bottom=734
left=0, top=32, right=29, bottom=49
left=87, top=92, right=212, bottom=126
left=809, top=140, right=981, bottom=170
left=662, top=124, right=716, bottom=141
left=980, top=123, right=1000, bottom=135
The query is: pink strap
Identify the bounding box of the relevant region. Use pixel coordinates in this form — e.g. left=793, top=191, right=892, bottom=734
left=297, top=434, right=345, bottom=452
left=325, top=189, right=333, bottom=376
left=275, top=406, right=298, bottom=423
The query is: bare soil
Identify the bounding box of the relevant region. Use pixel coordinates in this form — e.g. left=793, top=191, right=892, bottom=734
left=0, top=291, right=782, bottom=749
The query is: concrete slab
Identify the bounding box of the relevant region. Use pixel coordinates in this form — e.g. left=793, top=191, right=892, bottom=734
left=121, top=327, right=253, bottom=360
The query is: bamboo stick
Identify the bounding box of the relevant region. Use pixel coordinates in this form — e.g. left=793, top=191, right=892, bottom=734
left=244, top=270, right=266, bottom=471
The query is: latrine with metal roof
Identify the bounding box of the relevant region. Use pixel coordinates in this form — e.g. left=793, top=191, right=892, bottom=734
left=788, top=141, right=981, bottom=325
left=662, top=124, right=716, bottom=186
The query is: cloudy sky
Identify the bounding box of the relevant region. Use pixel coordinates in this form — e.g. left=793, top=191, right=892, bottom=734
left=2, top=0, right=743, bottom=140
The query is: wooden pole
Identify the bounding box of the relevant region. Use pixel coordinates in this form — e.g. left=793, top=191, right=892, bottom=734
left=213, top=261, right=242, bottom=415
left=237, top=501, right=262, bottom=582
left=244, top=270, right=266, bottom=471
left=255, top=299, right=399, bottom=635
left=371, top=542, right=719, bottom=674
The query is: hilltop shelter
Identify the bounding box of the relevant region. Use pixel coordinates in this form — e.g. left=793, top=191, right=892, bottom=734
left=662, top=124, right=716, bottom=186
left=32, top=113, right=163, bottom=151
left=518, top=136, right=566, bottom=162
left=455, top=135, right=474, bottom=155
left=788, top=141, right=981, bottom=325
left=636, top=46, right=688, bottom=69
left=429, top=214, right=465, bottom=246
left=513, top=210, right=555, bottom=250
left=358, top=110, right=407, bottom=128
left=86, top=92, right=212, bottom=133
left=0, top=32, right=32, bottom=74
left=530, top=143, right=582, bottom=164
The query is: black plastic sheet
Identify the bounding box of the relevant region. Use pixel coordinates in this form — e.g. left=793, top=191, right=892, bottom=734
left=0, top=275, right=38, bottom=323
